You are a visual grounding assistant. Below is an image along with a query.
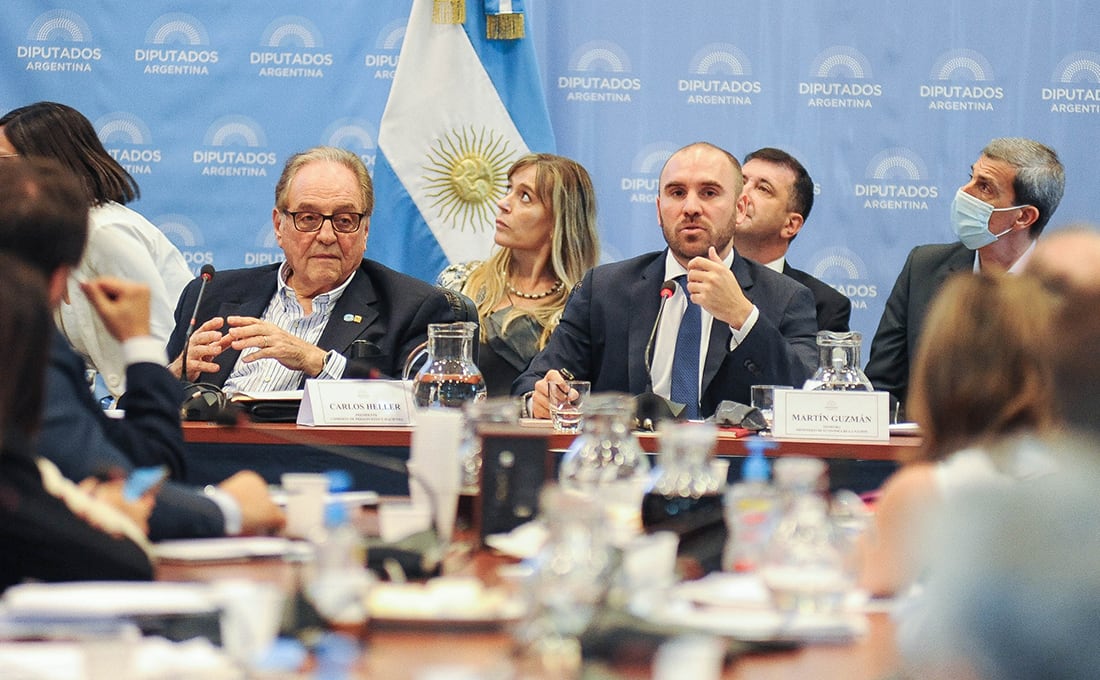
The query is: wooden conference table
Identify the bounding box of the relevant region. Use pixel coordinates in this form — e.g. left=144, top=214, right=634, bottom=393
left=182, top=420, right=919, bottom=461
left=181, top=420, right=916, bottom=493
left=158, top=545, right=902, bottom=680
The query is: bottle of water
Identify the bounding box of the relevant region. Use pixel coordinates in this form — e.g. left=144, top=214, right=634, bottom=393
left=722, top=439, right=779, bottom=572
left=307, top=473, right=372, bottom=627
left=759, top=457, right=851, bottom=613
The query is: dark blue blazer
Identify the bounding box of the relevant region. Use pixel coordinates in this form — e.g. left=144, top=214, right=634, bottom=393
left=167, top=259, right=461, bottom=386
left=38, top=329, right=226, bottom=540
left=783, top=262, right=852, bottom=333
left=865, top=242, right=975, bottom=409
left=513, top=249, right=819, bottom=417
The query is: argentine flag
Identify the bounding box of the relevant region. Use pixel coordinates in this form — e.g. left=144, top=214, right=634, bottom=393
left=372, top=0, right=555, bottom=282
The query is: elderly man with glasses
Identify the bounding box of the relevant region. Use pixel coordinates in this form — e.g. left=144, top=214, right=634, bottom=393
left=167, top=146, right=463, bottom=391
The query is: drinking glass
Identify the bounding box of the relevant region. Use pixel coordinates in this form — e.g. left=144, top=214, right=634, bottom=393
left=549, top=380, right=590, bottom=433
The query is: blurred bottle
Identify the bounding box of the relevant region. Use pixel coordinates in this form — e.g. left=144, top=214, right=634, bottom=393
left=642, top=421, right=725, bottom=571
left=558, top=393, right=650, bottom=542
left=722, top=438, right=779, bottom=572
left=759, top=457, right=852, bottom=613
left=307, top=472, right=372, bottom=627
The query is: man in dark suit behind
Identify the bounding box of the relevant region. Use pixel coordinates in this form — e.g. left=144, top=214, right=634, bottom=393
left=168, top=146, right=461, bottom=390
left=865, top=137, right=1065, bottom=416
left=514, top=142, right=818, bottom=419
left=735, top=147, right=851, bottom=333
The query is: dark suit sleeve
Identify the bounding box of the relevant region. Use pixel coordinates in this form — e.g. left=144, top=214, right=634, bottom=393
left=710, top=282, right=818, bottom=404
left=147, top=482, right=227, bottom=541
left=38, top=333, right=227, bottom=540
left=42, top=334, right=186, bottom=480
left=0, top=452, right=153, bottom=589
left=865, top=248, right=917, bottom=404
left=818, top=290, right=852, bottom=333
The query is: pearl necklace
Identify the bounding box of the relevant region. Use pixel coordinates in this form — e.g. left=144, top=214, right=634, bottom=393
left=507, top=279, right=563, bottom=300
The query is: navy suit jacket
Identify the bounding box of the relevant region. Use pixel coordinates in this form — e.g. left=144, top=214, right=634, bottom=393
left=783, top=262, right=852, bottom=333
left=865, top=242, right=975, bottom=409
left=38, top=329, right=226, bottom=540
left=513, top=249, right=819, bottom=416
left=167, top=259, right=461, bottom=387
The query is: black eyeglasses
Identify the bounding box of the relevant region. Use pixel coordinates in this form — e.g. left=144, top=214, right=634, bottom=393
left=282, top=210, right=365, bottom=233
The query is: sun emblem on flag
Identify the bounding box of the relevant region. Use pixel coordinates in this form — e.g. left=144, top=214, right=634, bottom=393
left=421, top=126, right=516, bottom=232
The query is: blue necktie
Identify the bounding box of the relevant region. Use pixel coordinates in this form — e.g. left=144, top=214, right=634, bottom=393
left=669, top=275, right=701, bottom=419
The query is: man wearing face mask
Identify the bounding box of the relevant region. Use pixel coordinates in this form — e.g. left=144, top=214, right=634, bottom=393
left=865, top=138, right=1064, bottom=418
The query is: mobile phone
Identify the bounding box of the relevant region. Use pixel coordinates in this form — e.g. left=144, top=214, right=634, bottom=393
left=123, top=465, right=169, bottom=501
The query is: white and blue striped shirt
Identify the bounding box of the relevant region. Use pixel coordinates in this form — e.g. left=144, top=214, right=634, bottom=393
left=223, top=264, right=354, bottom=394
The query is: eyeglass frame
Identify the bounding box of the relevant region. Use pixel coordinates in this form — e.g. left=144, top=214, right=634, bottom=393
left=280, top=209, right=366, bottom=234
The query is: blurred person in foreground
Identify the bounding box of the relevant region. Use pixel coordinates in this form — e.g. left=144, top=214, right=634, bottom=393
left=857, top=272, right=1060, bottom=596
left=0, top=157, right=282, bottom=540
left=515, top=142, right=817, bottom=419
left=168, top=146, right=466, bottom=391
left=735, top=147, right=851, bottom=332
left=439, top=153, right=600, bottom=396
left=0, top=101, right=191, bottom=401
left=0, top=253, right=154, bottom=590
left=865, top=138, right=1064, bottom=417
left=899, top=437, right=1100, bottom=680
left=1025, top=223, right=1100, bottom=295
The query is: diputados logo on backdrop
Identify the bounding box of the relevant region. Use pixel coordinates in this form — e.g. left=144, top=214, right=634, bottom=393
left=854, top=148, right=938, bottom=211
left=155, top=214, right=213, bottom=273
left=322, top=118, right=378, bottom=170
left=799, top=46, right=882, bottom=109
left=620, top=143, right=674, bottom=204
left=135, top=13, right=217, bottom=76
left=18, top=10, right=100, bottom=72
left=193, top=115, right=278, bottom=177
left=919, top=49, right=1003, bottom=111
left=251, top=16, right=333, bottom=78
left=680, top=43, right=761, bottom=106
left=95, top=112, right=162, bottom=177
left=558, top=40, right=642, bottom=102
left=1042, top=51, right=1100, bottom=114
left=245, top=223, right=285, bottom=267
left=363, top=18, right=405, bottom=80
left=807, top=247, right=877, bottom=311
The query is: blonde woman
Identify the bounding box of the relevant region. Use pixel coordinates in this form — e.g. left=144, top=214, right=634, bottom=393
left=439, top=153, right=600, bottom=396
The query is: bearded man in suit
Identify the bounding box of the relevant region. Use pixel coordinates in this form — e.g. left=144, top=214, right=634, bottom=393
left=515, top=141, right=818, bottom=419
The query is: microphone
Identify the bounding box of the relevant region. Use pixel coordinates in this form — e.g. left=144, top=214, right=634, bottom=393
left=346, top=339, right=385, bottom=379
left=636, top=280, right=681, bottom=431
left=180, top=264, right=215, bottom=385
left=644, top=280, right=677, bottom=390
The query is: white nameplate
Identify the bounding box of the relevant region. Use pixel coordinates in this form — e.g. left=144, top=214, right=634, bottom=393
left=771, top=389, right=890, bottom=441
left=297, top=379, right=413, bottom=426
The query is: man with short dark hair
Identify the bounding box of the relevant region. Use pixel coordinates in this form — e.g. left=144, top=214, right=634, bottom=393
left=515, top=142, right=817, bottom=419
left=865, top=137, right=1065, bottom=416
left=736, top=147, right=851, bottom=332
left=0, top=157, right=283, bottom=539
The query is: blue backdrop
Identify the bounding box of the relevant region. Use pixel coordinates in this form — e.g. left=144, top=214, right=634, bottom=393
left=3, top=1, right=1098, bottom=359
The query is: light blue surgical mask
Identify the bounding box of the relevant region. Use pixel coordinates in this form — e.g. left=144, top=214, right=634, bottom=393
left=950, top=188, right=1026, bottom=250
